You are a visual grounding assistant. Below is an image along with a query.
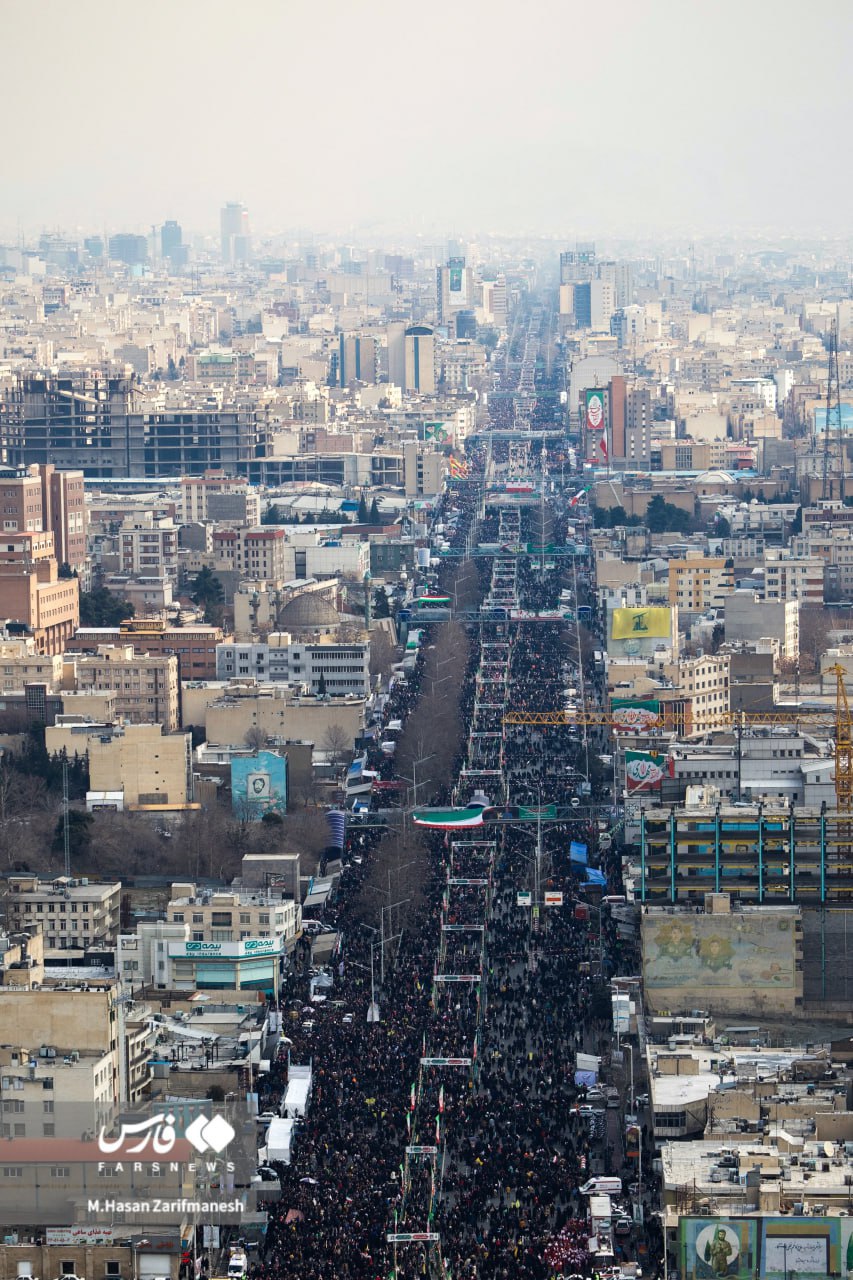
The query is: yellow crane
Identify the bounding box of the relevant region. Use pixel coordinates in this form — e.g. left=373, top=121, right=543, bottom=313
left=504, top=666, right=853, bottom=813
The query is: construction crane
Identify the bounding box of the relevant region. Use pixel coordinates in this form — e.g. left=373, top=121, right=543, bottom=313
left=504, top=668, right=853, bottom=813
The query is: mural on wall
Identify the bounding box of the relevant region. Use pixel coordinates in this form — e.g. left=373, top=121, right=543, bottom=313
left=679, top=1218, right=757, bottom=1280
left=644, top=914, right=795, bottom=990
left=760, top=1216, right=839, bottom=1280
left=231, top=750, right=287, bottom=819
left=679, top=1217, right=844, bottom=1280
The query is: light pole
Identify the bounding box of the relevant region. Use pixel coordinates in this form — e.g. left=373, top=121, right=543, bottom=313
left=354, top=929, right=379, bottom=1024
left=626, top=1041, right=635, bottom=1115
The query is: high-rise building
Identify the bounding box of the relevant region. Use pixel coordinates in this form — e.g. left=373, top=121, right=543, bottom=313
left=559, top=243, right=596, bottom=285
left=387, top=322, right=406, bottom=389
left=625, top=386, right=653, bottom=467
left=160, top=220, right=186, bottom=268
left=0, top=464, right=86, bottom=570
left=108, top=233, right=148, bottom=266
left=437, top=258, right=474, bottom=326
left=404, top=325, right=436, bottom=395
left=338, top=334, right=378, bottom=386
left=220, top=202, right=250, bottom=264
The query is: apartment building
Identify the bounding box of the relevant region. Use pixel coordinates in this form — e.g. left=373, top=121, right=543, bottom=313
left=152, top=882, right=299, bottom=994
left=0, top=1042, right=117, bottom=1139
left=763, top=550, right=824, bottom=604
left=197, top=683, right=365, bottom=748
left=87, top=723, right=193, bottom=809
left=668, top=555, right=735, bottom=615
left=0, top=532, right=79, bottom=654
left=674, top=653, right=731, bottom=733
left=166, top=881, right=298, bottom=947
left=0, top=636, right=63, bottom=693
left=216, top=632, right=370, bottom=696
left=71, top=644, right=180, bottom=730
left=724, top=591, right=799, bottom=661
left=75, top=618, right=226, bottom=679
left=180, top=470, right=261, bottom=525
left=119, top=512, right=179, bottom=578
left=0, top=464, right=87, bottom=569
left=5, top=876, right=121, bottom=947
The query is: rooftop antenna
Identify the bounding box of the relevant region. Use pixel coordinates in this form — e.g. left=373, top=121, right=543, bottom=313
left=62, top=761, right=71, bottom=880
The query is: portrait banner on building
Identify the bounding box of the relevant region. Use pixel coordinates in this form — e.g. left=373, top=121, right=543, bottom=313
left=585, top=388, right=605, bottom=431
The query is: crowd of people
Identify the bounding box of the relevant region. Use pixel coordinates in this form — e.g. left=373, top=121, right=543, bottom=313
left=250, top=433, right=663, bottom=1278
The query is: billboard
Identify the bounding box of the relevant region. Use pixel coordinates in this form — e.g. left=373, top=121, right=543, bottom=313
left=611, top=606, right=672, bottom=640
left=679, top=1216, right=844, bottom=1280
left=585, top=388, right=605, bottom=431
left=643, top=912, right=796, bottom=991
left=231, top=750, right=287, bottom=819
left=625, top=750, right=670, bottom=791
left=611, top=698, right=661, bottom=733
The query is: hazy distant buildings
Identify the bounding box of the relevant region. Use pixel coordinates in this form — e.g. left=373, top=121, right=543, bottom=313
left=220, top=201, right=250, bottom=265
left=108, top=233, right=147, bottom=266
left=160, top=219, right=186, bottom=268
left=437, top=258, right=475, bottom=327
left=559, top=243, right=596, bottom=285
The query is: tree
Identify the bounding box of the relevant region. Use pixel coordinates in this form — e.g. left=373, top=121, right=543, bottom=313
left=372, top=586, right=391, bottom=619
left=58, top=562, right=76, bottom=580
left=191, top=567, right=225, bottom=625
left=646, top=495, right=669, bottom=533
left=244, top=726, right=267, bottom=753
left=321, top=723, right=350, bottom=769
left=714, top=515, right=731, bottom=538
left=357, top=493, right=369, bottom=523
left=317, top=672, right=328, bottom=697
left=369, top=497, right=381, bottom=524
left=79, top=587, right=134, bottom=628
left=167, top=355, right=179, bottom=380
left=51, top=809, right=93, bottom=862
left=262, top=503, right=282, bottom=525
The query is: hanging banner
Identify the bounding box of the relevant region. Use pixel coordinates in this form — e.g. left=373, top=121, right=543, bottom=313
left=585, top=388, right=606, bottom=431
left=569, top=841, right=588, bottom=865
left=611, top=606, right=672, bottom=640
left=625, top=750, right=671, bottom=792
left=611, top=698, right=661, bottom=733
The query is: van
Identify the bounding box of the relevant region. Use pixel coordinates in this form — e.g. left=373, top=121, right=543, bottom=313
left=579, top=1177, right=623, bottom=1196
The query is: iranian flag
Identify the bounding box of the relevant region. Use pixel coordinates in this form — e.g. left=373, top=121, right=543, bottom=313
left=599, top=436, right=608, bottom=460
left=569, top=486, right=590, bottom=507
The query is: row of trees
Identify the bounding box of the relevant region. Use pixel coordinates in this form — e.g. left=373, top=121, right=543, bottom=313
left=592, top=495, right=695, bottom=533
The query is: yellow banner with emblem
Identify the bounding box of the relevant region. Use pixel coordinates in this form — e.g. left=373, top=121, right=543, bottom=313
left=611, top=606, right=671, bottom=640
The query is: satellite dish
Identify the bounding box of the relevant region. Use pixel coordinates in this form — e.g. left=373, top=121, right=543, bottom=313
left=824, top=1141, right=834, bottom=1158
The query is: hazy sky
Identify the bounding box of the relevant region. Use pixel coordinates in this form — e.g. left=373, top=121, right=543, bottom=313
left=2, top=0, right=850, bottom=241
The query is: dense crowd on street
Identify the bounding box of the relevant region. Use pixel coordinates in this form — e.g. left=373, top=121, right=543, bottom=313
left=250, top=420, right=663, bottom=1278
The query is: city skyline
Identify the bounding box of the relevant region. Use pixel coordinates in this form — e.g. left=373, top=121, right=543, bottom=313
left=2, top=0, right=851, bottom=240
